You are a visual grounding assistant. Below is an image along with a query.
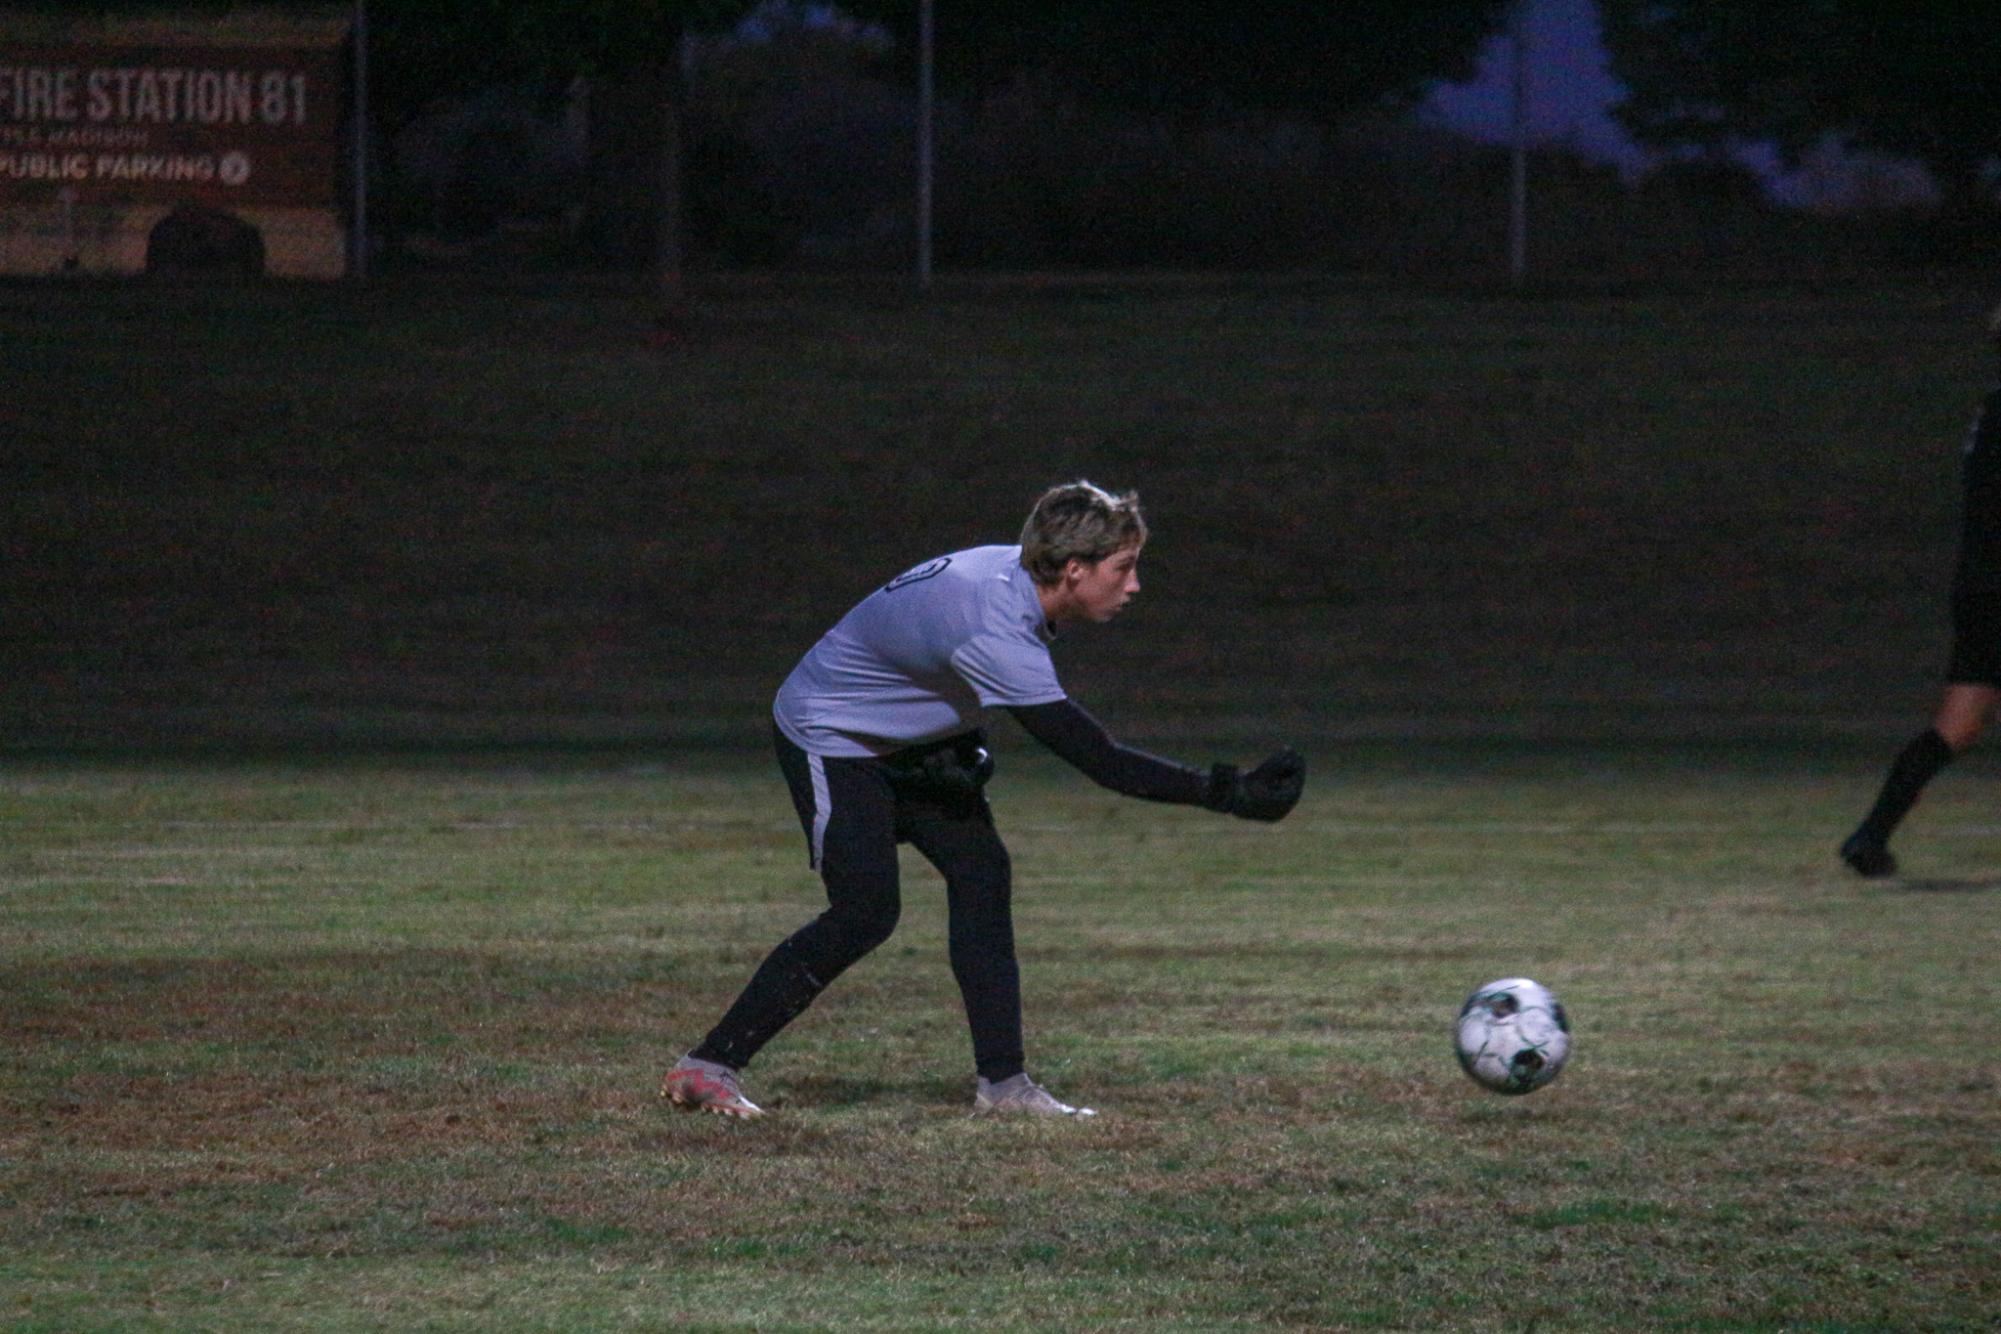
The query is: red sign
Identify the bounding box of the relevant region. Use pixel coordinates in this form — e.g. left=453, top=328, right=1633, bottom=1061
left=0, top=42, right=346, bottom=207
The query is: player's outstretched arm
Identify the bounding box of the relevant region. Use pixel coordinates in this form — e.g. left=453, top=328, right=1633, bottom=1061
left=1006, top=700, right=1305, bottom=821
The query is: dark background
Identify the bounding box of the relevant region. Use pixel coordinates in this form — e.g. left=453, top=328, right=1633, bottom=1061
left=3, top=270, right=1983, bottom=759
left=7, top=1, right=2000, bottom=761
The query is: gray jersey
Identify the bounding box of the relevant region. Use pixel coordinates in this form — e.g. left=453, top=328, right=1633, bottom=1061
left=773, top=544, right=1066, bottom=757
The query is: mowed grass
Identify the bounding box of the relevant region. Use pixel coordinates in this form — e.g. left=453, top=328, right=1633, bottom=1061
left=7, top=267, right=2001, bottom=1326
left=4, top=746, right=1998, bottom=1330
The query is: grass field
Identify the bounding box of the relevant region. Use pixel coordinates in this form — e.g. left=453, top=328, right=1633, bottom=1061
left=4, top=270, right=2001, bottom=1328
left=3, top=745, right=1998, bottom=1330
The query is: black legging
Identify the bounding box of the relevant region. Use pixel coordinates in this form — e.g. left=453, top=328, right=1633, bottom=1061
left=691, top=729, right=1024, bottom=1081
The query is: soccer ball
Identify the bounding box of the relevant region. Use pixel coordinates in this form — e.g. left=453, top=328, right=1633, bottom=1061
left=1454, top=977, right=1571, bottom=1095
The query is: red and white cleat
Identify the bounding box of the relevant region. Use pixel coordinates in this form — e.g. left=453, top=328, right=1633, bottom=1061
left=662, top=1055, right=765, bottom=1119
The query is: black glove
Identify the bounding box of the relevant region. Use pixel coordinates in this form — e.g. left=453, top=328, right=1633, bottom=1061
left=900, top=733, right=995, bottom=804
left=1203, top=748, right=1305, bottom=822
left=957, top=737, right=997, bottom=790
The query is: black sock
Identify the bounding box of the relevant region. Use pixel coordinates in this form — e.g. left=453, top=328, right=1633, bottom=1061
left=1855, top=728, right=1956, bottom=844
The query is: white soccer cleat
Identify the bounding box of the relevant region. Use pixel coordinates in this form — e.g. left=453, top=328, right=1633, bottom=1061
left=662, top=1054, right=765, bottom=1119
left=973, top=1072, right=1097, bottom=1118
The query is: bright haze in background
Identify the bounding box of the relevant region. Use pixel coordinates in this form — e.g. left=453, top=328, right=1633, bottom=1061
left=1421, top=0, right=1641, bottom=174
left=1419, top=0, right=1937, bottom=208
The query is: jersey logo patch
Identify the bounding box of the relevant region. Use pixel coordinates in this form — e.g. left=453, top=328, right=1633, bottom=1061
left=883, top=557, right=951, bottom=592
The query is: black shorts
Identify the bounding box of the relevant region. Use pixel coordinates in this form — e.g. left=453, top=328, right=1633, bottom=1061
left=772, top=726, right=994, bottom=869
left=1947, top=582, right=2001, bottom=685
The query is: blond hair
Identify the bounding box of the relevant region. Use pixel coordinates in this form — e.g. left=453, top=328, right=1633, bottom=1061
left=1018, top=481, right=1147, bottom=585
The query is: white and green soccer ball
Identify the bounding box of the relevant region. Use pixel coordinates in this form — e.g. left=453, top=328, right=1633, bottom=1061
left=1454, top=977, right=1571, bottom=1095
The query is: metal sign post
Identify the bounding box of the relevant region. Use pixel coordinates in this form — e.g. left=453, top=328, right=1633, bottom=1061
left=351, top=0, right=367, bottom=277
left=1507, top=0, right=1528, bottom=285
left=916, top=0, right=933, bottom=290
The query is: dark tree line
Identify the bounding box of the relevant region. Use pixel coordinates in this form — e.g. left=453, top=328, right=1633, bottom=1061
left=860, top=0, right=1505, bottom=124
left=21, top=2, right=2000, bottom=271
left=30, top=1, right=1515, bottom=277
left=1600, top=1, right=2001, bottom=216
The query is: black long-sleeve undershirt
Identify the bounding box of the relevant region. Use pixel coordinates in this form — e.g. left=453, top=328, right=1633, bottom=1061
left=1006, top=699, right=1211, bottom=805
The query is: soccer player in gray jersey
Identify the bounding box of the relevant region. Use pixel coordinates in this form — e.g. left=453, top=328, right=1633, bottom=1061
left=664, top=481, right=1305, bottom=1118
left=1841, top=305, right=2001, bottom=877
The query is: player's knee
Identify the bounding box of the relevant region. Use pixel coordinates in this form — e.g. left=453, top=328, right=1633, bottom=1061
left=946, top=873, right=1012, bottom=941
left=828, top=898, right=900, bottom=954
left=956, top=869, right=1011, bottom=909
left=1937, top=716, right=1988, bottom=751
left=953, top=846, right=1010, bottom=897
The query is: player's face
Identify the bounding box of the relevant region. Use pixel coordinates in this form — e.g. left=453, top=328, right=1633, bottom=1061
left=1066, top=543, right=1143, bottom=623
